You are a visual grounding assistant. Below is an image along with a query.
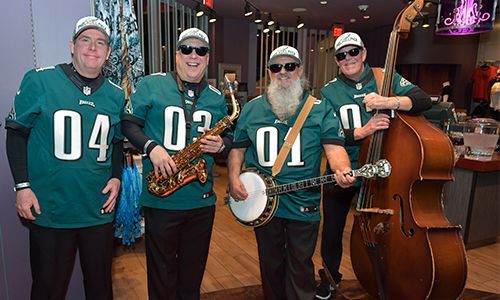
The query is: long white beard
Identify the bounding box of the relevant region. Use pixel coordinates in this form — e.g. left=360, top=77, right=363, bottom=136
left=267, top=77, right=306, bottom=121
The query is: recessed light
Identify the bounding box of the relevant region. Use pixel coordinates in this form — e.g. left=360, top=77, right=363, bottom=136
left=363, top=15, right=370, bottom=19
left=320, top=1, right=327, bottom=4
left=292, top=8, right=307, bottom=13
left=350, top=18, right=356, bottom=23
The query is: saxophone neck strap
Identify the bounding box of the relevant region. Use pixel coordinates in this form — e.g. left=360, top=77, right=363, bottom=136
left=272, top=94, right=316, bottom=177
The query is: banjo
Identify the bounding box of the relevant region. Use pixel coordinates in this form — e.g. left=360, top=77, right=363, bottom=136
left=227, top=159, right=392, bottom=227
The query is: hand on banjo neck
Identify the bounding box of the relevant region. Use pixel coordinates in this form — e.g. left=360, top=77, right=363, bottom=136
left=227, top=159, right=391, bottom=227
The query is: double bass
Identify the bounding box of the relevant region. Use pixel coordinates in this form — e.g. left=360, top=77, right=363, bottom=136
left=349, top=1, right=468, bottom=299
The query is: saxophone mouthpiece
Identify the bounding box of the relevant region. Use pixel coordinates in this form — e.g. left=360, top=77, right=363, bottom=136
left=224, top=75, right=234, bottom=94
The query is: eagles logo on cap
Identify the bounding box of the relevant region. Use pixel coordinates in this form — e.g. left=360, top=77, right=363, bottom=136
left=73, top=16, right=110, bottom=42
left=268, top=45, right=302, bottom=66
left=176, top=28, right=210, bottom=49
left=334, top=32, right=364, bottom=54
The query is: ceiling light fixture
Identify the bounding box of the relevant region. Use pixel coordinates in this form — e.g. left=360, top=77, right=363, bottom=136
left=320, top=1, right=328, bottom=4
left=244, top=2, right=253, bottom=17
left=363, top=15, right=370, bottom=19
left=358, top=4, right=369, bottom=13
left=267, top=13, right=275, bottom=26
left=195, top=3, right=204, bottom=17
left=208, top=11, right=217, bottom=23
left=297, top=16, right=305, bottom=29
left=274, top=23, right=281, bottom=34
left=263, top=26, right=270, bottom=34
left=254, top=10, right=262, bottom=23
left=422, top=16, right=430, bottom=28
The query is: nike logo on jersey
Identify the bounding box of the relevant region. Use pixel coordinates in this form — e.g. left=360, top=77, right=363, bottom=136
left=16, top=90, right=21, bottom=95
left=79, top=100, right=96, bottom=107
left=354, top=93, right=366, bottom=99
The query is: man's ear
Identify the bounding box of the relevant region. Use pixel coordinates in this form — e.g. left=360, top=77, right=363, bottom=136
left=361, top=48, right=367, bottom=62
left=297, top=66, right=304, bottom=77
left=106, top=47, right=111, bottom=60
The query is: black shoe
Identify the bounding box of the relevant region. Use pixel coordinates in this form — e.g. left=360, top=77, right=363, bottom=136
left=315, top=269, right=335, bottom=299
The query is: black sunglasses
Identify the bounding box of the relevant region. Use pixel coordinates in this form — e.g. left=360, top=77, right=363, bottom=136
left=178, top=44, right=209, bottom=57
left=269, top=63, right=300, bottom=73
left=335, top=47, right=362, bottom=61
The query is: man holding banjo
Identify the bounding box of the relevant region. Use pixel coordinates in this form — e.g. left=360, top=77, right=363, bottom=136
left=228, top=45, right=356, bottom=300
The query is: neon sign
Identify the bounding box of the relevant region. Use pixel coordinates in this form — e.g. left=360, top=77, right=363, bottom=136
left=436, top=0, right=497, bottom=35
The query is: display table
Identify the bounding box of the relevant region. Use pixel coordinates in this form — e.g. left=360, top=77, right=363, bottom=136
left=444, top=152, right=500, bottom=249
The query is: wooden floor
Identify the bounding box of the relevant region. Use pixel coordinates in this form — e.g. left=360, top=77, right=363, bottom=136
left=112, top=164, right=500, bottom=299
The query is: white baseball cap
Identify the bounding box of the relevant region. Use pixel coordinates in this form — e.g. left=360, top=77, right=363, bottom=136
left=334, top=32, right=364, bottom=54
left=73, top=16, right=110, bottom=42
left=268, top=46, right=302, bottom=66
left=177, top=28, right=210, bottom=49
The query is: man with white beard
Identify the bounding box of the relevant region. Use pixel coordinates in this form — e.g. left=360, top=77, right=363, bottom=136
left=228, top=45, right=356, bottom=300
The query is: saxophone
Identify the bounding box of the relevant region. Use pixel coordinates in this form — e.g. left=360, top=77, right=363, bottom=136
left=146, top=76, right=240, bottom=197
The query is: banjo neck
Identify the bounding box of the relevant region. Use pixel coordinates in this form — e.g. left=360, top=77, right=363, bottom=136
left=266, top=174, right=336, bottom=196
left=266, top=159, right=391, bottom=196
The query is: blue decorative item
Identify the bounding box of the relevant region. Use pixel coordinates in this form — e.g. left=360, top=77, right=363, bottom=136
left=114, top=158, right=142, bottom=245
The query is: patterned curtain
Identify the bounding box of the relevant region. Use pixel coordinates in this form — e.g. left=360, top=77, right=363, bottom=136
left=95, top=0, right=144, bottom=97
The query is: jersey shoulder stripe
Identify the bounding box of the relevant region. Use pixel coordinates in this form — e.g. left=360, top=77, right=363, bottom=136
left=149, top=72, right=167, bottom=77
left=324, top=78, right=338, bottom=87
left=249, top=94, right=263, bottom=102
left=208, top=84, right=222, bottom=95
left=107, top=79, right=123, bottom=90
left=35, top=66, right=56, bottom=72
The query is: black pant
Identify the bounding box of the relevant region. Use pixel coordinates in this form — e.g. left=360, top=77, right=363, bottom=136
left=29, top=222, right=114, bottom=300
left=320, top=184, right=359, bottom=284
left=254, top=217, right=319, bottom=300
left=143, top=205, right=215, bottom=300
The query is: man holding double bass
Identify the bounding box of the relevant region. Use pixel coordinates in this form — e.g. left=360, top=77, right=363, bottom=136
left=315, top=32, right=432, bottom=299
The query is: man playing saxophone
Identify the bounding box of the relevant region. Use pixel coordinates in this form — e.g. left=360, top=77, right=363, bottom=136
left=122, top=28, right=231, bottom=299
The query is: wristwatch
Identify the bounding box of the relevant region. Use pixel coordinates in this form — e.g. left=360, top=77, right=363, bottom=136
left=218, top=142, right=226, bottom=153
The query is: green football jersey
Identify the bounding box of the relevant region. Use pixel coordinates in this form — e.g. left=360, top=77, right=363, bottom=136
left=321, top=64, right=417, bottom=170
left=125, top=72, right=228, bottom=210
left=5, top=65, right=125, bottom=228
left=233, top=93, right=344, bottom=221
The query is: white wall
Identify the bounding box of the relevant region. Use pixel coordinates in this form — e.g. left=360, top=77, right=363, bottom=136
left=476, top=20, right=500, bottom=66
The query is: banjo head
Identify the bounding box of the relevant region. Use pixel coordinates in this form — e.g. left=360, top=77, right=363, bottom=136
left=228, top=169, right=278, bottom=227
